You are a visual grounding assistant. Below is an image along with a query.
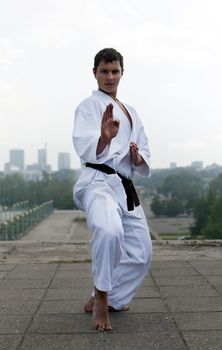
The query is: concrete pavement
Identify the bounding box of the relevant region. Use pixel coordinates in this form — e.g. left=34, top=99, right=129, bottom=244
left=0, top=210, right=222, bottom=350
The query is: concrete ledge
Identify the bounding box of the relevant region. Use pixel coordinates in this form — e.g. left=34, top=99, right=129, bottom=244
left=0, top=240, right=222, bottom=264
left=153, top=239, right=222, bottom=247
left=0, top=239, right=222, bottom=246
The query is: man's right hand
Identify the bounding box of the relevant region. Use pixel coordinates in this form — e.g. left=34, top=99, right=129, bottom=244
left=96, top=103, right=120, bottom=155
left=101, top=103, right=120, bottom=142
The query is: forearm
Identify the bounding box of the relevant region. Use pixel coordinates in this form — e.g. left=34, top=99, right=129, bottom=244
left=96, top=136, right=110, bottom=156
left=134, top=154, right=145, bottom=166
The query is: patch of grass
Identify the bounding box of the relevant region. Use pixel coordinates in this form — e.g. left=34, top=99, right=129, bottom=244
left=160, top=232, right=191, bottom=240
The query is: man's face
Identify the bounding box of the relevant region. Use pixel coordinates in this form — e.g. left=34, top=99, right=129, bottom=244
left=93, top=60, right=123, bottom=97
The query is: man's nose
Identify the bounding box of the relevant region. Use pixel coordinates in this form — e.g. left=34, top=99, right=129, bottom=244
left=107, top=72, right=114, bottom=80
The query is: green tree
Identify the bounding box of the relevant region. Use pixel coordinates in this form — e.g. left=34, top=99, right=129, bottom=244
left=165, top=198, right=184, bottom=217
left=158, top=172, right=202, bottom=200
left=203, top=195, right=222, bottom=239
left=150, top=195, right=163, bottom=216
left=209, top=173, right=222, bottom=196
left=0, top=170, right=79, bottom=210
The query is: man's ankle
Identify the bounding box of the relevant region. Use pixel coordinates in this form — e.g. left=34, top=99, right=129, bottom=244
left=95, top=287, right=108, bottom=300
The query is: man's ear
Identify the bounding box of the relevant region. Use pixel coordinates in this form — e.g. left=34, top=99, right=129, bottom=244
left=93, top=68, right=96, bottom=77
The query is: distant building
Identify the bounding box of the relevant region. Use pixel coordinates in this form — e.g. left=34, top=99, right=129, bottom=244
left=38, top=146, right=47, bottom=171
left=23, top=170, right=41, bottom=181
left=4, top=162, right=11, bottom=174
left=58, top=152, right=70, bottom=170
left=26, top=164, right=40, bottom=171
left=170, top=162, right=177, bottom=169
left=9, top=149, right=25, bottom=172
left=191, top=161, right=203, bottom=171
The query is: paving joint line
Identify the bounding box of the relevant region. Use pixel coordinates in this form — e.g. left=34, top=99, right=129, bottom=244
left=15, top=263, right=60, bottom=350
left=149, top=268, right=190, bottom=350
left=1, top=263, right=18, bottom=280
left=187, top=261, right=222, bottom=296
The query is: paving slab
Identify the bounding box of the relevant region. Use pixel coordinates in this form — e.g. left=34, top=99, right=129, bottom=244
left=13, top=263, right=58, bottom=272
left=0, top=278, right=52, bottom=289
left=150, top=266, right=199, bottom=276
left=0, top=315, right=32, bottom=334
left=102, top=332, right=188, bottom=350
left=140, top=276, right=155, bottom=287
left=0, top=272, right=7, bottom=279
left=173, top=312, right=222, bottom=331
left=58, top=262, right=92, bottom=271
left=126, top=298, right=167, bottom=313
left=28, top=313, right=177, bottom=334
left=204, top=275, right=222, bottom=285
left=19, top=334, right=103, bottom=350
left=44, top=287, right=92, bottom=301
left=0, top=300, right=40, bottom=315
left=54, top=269, right=92, bottom=278
left=0, top=335, right=22, bottom=350
left=190, top=261, right=222, bottom=268
left=0, top=288, right=45, bottom=301
left=159, top=284, right=220, bottom=298
left=152, top=275, right=209, bottom=286
left=50, top=277, right=93, bottom=289
left=214, top=284, right=222, bottom=294
left=135, top=286, right=161, bottom=298
left=191, top=267, right=222, bottom=275
left=0, top=264, right=15, bottom=271
left=166, top=296, right=222, bottom=312
left=6, top=271, right=56, bottom=279
left=38, top=300, right=85, bottom=314
left=183, top=331, right=222, bottom=350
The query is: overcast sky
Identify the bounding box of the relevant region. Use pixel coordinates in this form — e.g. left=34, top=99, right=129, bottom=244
left=1, top=0, right=222, bottom=171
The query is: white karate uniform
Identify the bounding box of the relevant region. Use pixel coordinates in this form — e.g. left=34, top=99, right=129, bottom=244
left=72, top=90, right=152, bottom=310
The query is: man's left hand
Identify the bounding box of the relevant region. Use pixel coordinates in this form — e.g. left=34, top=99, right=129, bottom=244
left=130, top=142, right=145, bottom=166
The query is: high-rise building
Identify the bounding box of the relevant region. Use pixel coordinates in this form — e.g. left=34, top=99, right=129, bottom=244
left=58, top=152, right=70, bottom=170
left=9, top=149, right=25, bottom=172
left=38, top=144, right=47, bottom=171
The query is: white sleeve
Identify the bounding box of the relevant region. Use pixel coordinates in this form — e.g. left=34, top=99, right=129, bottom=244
left=72, top=99, right=112, bottom=164
left=96, top=145, right=110, bottom=159
left=133, top=119, right=151, bottom=177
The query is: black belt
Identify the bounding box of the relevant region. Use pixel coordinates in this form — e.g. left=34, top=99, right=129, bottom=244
left=85, top=162, right=140, bottom=211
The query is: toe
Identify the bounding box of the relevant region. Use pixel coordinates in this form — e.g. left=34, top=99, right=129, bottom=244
left=106, top=323, right=112, bottom=331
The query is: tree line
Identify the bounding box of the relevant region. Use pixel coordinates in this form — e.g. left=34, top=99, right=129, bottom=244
left=1, top=165, right=222, bottom=238
left=0, top=170, right=79, bottom=210
left=145, top=167, right=222, bottom=239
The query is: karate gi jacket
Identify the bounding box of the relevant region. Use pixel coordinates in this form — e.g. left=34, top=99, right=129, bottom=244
left=72, top=90, right=151, bottom=215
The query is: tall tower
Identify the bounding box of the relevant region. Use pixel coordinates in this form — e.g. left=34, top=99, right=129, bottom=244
left=38, top=143, right=47, bottom=171
left=58, top=152, right=70, bottom=170
left=9, top=149, right=25, bottom=172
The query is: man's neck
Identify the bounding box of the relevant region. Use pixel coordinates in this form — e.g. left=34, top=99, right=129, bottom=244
left=98, top=88, right=117, bottom=100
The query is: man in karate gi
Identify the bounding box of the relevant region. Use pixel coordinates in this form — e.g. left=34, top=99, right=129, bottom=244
left=72, top=48, right=152, bottom=331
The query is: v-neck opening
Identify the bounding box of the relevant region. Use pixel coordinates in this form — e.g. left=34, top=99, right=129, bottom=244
left=115, top=99, right=133, bottom=129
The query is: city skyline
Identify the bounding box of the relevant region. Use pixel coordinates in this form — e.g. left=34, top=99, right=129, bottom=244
left=1, top=146, right=220, bottom=173
left=2, top=146, right=72, bottom=173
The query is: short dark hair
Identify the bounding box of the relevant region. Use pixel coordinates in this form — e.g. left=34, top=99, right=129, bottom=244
left=94, top=48, right=124, bottom=73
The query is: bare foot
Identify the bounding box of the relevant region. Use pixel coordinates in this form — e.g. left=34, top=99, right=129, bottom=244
left=84, top=296, right=129, bottom=313
left=92, top=288, right=112, bottom=331
left=84, top=296, right=94, bottom=313
left=108, top=305, right=129, bottom=312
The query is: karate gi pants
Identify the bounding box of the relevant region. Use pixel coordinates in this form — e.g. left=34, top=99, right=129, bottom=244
left=82, top=180, right=152, bottom=310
